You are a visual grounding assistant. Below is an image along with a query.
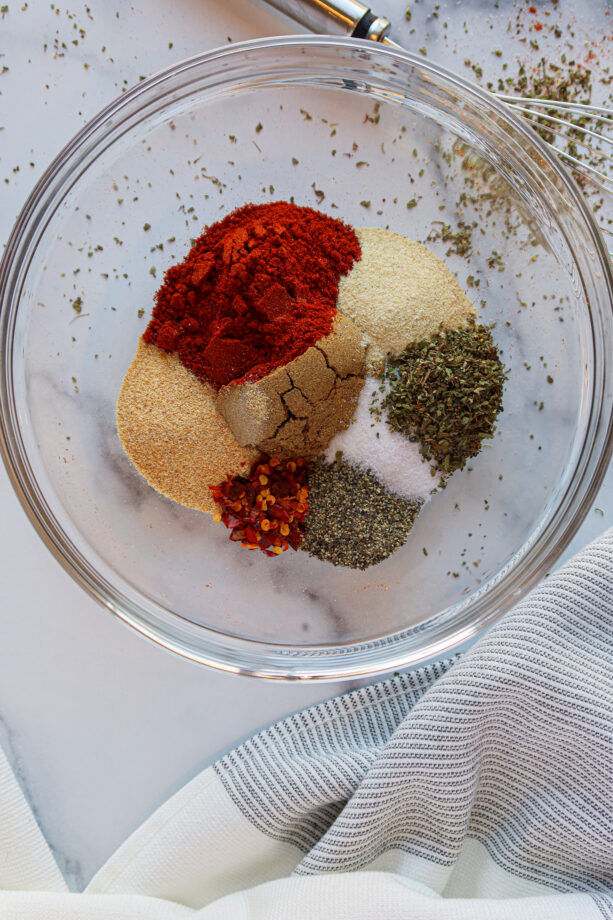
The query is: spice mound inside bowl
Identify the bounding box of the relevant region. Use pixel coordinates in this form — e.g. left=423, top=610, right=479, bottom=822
left=116, top=200, right=505, bottom=570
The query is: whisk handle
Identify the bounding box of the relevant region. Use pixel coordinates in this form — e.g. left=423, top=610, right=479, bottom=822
left=260, top=0, right=391, bottom=41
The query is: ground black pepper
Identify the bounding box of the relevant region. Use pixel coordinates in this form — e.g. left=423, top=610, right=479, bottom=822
left=300, top=460, right=422, bottom=569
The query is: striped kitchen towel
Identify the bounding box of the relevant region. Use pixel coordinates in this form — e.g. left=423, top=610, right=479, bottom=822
left=2, top=529, right=613, bottom=918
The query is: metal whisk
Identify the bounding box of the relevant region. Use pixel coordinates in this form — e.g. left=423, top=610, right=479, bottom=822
left=493, top=96, right=613, bottom=255
left=259, top=0, right=613, bottom=256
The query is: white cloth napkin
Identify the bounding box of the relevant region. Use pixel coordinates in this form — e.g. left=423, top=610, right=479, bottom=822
left=2, top=529, right=612, bottom=918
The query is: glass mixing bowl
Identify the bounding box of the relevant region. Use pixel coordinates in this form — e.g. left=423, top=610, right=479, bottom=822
left=1, top=37, right=612, bottom=679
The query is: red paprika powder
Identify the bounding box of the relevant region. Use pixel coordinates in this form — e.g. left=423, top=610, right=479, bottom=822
left=143, top=202, right=361, bottom=389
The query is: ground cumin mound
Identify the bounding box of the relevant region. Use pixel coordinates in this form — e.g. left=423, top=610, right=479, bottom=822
left=116, top=338, right=256, bottom=514
left=215, top=313, right=367, bottom=458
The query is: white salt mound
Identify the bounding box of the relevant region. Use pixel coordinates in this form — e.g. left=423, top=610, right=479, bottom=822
left=324, top=376, right=437, bottom=503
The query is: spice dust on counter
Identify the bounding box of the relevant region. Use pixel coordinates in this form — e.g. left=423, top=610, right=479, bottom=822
left=301, top=459, right=422, bottom=570
left=116, top=338, right=257, bottom=514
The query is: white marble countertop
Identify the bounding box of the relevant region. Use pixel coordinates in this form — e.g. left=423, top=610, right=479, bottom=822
left=1, top=0, right=611, bottom=891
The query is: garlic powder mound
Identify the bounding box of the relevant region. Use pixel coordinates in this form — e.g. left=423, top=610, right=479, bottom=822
left=116, top=338, right=257, bottom=514
left=337, top=227, right=477, bottom=368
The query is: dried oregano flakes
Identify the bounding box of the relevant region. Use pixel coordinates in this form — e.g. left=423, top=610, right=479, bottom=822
left=381, top=320, right=506, bottom=474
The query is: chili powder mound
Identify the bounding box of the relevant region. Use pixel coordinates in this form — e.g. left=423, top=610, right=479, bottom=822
left=144, top=202, right=361, bottom=389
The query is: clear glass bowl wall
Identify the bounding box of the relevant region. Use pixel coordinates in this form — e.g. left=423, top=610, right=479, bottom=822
left=1, top=38, right=612, bottom=678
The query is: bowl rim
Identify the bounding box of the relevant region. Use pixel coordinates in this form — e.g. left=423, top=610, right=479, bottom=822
left=1, top=34, right=612, bottom=680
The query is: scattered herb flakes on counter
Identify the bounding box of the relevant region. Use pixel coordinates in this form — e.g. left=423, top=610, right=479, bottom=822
left=466, top=8, right=613, bottom=196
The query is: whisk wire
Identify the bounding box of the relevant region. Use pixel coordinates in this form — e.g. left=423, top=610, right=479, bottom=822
left=552, top=148, right=613, bottom=191
left=495, top=95, right=613, bottom=124
left=505, top=105, right=613, bottom=153
left=497, top=96, right=612, bottom=255
left=507, top=109, right=613, bottom=196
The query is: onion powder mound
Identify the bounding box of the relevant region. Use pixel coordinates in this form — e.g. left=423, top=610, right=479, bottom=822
left=337, top=227, right=477, bottom=369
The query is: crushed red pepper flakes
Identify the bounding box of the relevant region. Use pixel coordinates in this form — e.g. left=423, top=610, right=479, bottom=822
left=210, top=456, right=309, bottom=556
